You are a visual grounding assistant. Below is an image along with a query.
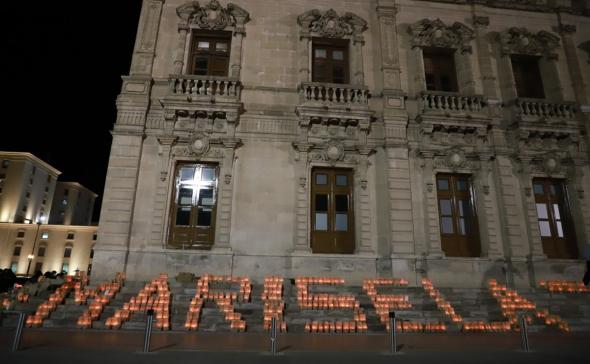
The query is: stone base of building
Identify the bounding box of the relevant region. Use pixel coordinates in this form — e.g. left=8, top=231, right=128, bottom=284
left=92, top=249, right=586, bottom=287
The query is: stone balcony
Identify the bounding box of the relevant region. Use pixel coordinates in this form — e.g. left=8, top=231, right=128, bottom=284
left=511, top=98, right=578, bottom=123
left=168, top=75, right=242, bottom=103
left=418, top=91, right=488, bottom=117
left=299, top=82, right=369, bottom=107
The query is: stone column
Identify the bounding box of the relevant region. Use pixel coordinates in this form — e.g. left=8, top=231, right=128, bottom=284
left=152, top=136, right=177, bottom=247
left=376, top=1, right=402, bottom=91
left=472, top=16, right=498, bottom=98
left=474, top=154, right=503, bottom=258
left=420, top=151, right=443, bottom=257
left=559, top=24, right=588, bottom=105
left=352, top=34, right=365, bottom=85
left=229, top=28, right=246, bottom=79
left=356, top=147, right=374, bottom=254
left=412, top=47, right=427, bottom=94
left=298, top=34, right=312, bottom=83
left=173, top=25, right=190, bottom=74
left=129, top=0, right=165, bottom=76
left=293, top=141, right=313, bottom=253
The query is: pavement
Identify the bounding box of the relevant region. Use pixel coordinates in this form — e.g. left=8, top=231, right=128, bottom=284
left=1, top=328, right=590, bottom=363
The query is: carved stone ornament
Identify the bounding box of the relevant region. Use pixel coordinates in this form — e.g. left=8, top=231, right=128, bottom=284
left=325, top=141, right=345, bottom=163
left=176, top=0, right=250, bottom=30
left=498, top=28, right=560, bottom=58
left=445, top=147, right=467, bottom=170
left=298, top=9, right=367, bottom=38
left=188, top=133, right=210, bottom=156
left=409, top=19, right=474, bottom=53
left=531, top=153, right=563, bottom=176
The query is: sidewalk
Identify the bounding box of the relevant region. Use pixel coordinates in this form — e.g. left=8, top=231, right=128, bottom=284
left=1, top=328, right=590, bottom=363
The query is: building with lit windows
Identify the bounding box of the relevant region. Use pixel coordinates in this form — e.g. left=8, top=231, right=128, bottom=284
left=0, top=152, right=98, bottom=276
left=93, top=0, right=590, bottom=287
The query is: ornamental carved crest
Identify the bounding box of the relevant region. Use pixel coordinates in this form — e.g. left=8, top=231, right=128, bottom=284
left=188, top=132, right=210, bottom=156
left=409, top=19, right=474, bottom=53
left=498, top=28, right=560, bottom=58
left=298, top=9, right=367, bottom=38
left=176, top=0, right=250, bottom=30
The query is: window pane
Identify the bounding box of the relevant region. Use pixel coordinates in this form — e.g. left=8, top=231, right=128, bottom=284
left=64, top=248, right=72, bottom=258
left=335, top=213, right=348, bottom=231
left=216, top=42, right=228, bottom=51
left=316, top=174, right=327, bottom=185
left=332, top=50, right=344, bottom=60
left=199, top=188, right=214, bottom=206
left=459, top=218, right=466, bottom=235
left=315, top=194, right=328, bottom=212
left=456, top=180, right=468, bottom=191
left=315, top=213, right=328, bottom=231
left=553, top=204, right=560, bottom=220
left=201, top=167, right=216, bottom=182
left=38, top=247, right=45, bottom=257
left=179, top=188, right=193, bottom=205
left=197, top=41, right=210, bottom=49
left=441, top=217, right=454, bottom=234
left=176, top=206, right=191, bottom=226
left=333, top=65, right=345, bottom=83
left=314, top=48, right=327, bottom=59
left=11, top=262, right=17, bottom=273
left=61, top=263, right=69, bottom=274
left=437, top=179, right=449, bottom=190
left=533, top=183, right=544, bottom=195
left=197, top=208, right=212, bottom=226
left=335, top=195, right=348, bottom=212
left=180, top=168, right=195, bottom=182
left=556, top=221, right=564, bottom=238
left=336, top=175, right=348, bottom=186
left=439, top=199, right=452, bottom=216
left=538, top=221, right=551, bottom=237
left=41, top=232, right=49, bottom=239
left=536, top=204, right=548, bottom=219
left=13, top=246, right=21, bottom=256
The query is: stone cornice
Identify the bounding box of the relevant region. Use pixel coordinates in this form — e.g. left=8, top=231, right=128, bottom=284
left=412, top=0, right=589, bottom=16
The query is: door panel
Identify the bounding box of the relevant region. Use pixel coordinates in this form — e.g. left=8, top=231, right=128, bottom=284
left=169, top=164, right=218, bottom=249
left=311, top=169, right=354, bottom=254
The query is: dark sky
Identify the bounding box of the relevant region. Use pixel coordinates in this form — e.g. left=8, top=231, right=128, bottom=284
left=5, top=1, right=143, bottom=222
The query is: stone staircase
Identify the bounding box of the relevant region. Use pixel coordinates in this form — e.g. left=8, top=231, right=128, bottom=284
left=2, top=279, right=590, bottom=334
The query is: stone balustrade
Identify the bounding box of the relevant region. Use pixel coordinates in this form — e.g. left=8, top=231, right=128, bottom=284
left=300, top=82, right=369, bottom=105
left=169, top=75, right=241, bottom=99
left=514, top=98, right=577, bottom=120
left=420, top=91, right=486, bottom=114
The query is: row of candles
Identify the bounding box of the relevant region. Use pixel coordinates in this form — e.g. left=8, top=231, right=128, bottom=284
left=77, top=273, right=126, bottom=329
left=538, top=280, right=590, bottom=294
left=488, top=279, right=570, bottom=333
left=421, top=278, right=463, bottom=325
left=262, top=276, right=287, bottom=332
left=26, top=280, right=75, bottom=327
left=197, top=274, right=252, bottom=303
left=297, top=276, right=368, bottom=333
left=184, top=297, right=204, bottom=330
left=365, top=278, right=414, bottom=330
left=104, top=273, right=170, bottom=330
left=305, top=320, right=368, bottom=333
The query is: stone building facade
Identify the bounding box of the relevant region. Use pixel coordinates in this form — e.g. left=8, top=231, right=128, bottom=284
left=93, top=0, right=590, bottom=287
left=49, top=182, right=98, bottom=226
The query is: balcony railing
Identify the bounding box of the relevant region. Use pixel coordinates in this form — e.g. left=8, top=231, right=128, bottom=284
left=300, top=82, right=369, bottom=105
left=514, top=98, right=577, bottom=120
left=420, top=91, right=486, bottom=114
left=169, top=75, right=241, bottom=99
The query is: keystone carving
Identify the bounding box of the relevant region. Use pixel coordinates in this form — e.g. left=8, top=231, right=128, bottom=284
left=298, top=9, right=367, bottom=38
left=176, top=0, right=250, bottom=30
left=497, top=27, right=560, bottom=59
left=409, top=19, right=474, bottom=53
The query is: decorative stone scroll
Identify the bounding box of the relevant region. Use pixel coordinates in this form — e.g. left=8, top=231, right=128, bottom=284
left=176, top=0, right=250, bottom=30
left=297, top=9, right=367, bottom=39
left=497, top=27, right=560, bottom=58
left=408, top=19, right=474, bottom=53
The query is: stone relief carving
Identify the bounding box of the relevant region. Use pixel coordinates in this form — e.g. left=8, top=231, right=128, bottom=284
left=188, top=132, right=210, bottom=156
left=431, top=147, right=479, bottom=172
left=409, top=19, right=474, bottom=53
left=297, top=9, right=367, bottom=38
left=497, top=27, right=560, bottom=58
left=176, top=0, right=250, bottom=30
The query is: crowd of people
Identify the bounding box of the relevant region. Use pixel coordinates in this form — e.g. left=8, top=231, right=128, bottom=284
left=0, top=269, right=66, bottom=294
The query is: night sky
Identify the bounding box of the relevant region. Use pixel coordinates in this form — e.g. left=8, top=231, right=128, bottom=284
left=5, top=1, right=143, bottom=222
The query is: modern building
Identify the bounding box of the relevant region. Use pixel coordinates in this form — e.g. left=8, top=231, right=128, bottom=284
left=0, top=152, right=61, bottom=225
left=49, top=182, right=98, bottom=226
left=93, top=0, right=590, bottom=287
left=0, top=223, right=97, bottom=276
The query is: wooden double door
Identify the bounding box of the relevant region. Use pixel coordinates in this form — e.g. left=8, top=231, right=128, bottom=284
left=311, top=168, right=355, bottom=254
